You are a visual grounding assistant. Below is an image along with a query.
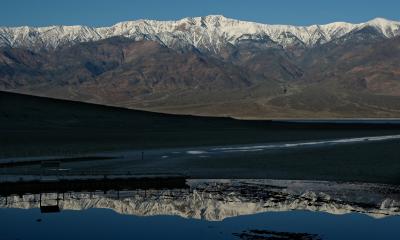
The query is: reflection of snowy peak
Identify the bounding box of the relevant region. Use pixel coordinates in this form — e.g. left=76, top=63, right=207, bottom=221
left=1, top=15, right=399, bottom=52
left=1, top=180, right=399, bottom=221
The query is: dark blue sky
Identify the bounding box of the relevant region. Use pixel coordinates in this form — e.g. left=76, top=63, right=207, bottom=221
left=1, top=0, right=400, bottom=27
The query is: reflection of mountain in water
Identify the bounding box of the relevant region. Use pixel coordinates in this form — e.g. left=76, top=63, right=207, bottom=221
left=1, top=179, right=399, bottom=221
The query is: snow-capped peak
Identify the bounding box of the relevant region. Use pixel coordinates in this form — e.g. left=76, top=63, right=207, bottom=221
left=367, top=17, right=396, bottom=25
left=364, top=17, right=400, bottom=37
left=0, top=15, right=399, bottom=51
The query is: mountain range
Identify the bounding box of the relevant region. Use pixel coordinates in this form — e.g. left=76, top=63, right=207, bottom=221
left=1, top=15, right=400, bottom=118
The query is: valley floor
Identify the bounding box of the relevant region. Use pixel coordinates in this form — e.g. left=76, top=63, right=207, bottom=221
left=2, top=135, right=400, bottom=184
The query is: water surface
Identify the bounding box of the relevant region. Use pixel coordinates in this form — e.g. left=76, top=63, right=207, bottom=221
left=1, top=179, right=399, bottom=240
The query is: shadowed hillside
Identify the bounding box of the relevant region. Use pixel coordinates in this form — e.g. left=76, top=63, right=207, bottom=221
left=1, top=90, right=400, bottom=158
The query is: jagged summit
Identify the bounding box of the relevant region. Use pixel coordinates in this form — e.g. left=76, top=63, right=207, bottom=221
left=0, top=15, right=399, bottom=51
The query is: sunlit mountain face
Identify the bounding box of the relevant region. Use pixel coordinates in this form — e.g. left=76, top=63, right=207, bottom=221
left=1, top=16, right=400, bottom=118
left=1, top=16, right=399, bottom=51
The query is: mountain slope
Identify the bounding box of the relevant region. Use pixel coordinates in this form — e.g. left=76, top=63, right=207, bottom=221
left=1, top=16, right=400, bottom=118
left=1, top=15, right=399, bottom=51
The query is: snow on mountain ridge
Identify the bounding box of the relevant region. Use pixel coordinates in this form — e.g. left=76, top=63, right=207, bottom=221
left=0, top=15, right=399, bottom=51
